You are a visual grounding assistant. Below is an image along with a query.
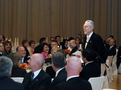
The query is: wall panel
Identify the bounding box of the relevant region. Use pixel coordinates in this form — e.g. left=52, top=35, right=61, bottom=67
left=0, top=0, right=120, bottom=47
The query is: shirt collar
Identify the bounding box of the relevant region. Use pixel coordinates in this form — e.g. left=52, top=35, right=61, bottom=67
left=87, top=32, right=93, bottom=40
left=85, top=61, right=93, bottom=66
left=55, top=67, right=65, bottom=77
left=66, top=75, right=79, bottom=81
left=33, top=68, right=41, bottom=79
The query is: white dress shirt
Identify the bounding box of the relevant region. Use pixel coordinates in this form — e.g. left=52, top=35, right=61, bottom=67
left=66, top=75, right=79, bottom=81
left=33, top=68, right=42, bottom=79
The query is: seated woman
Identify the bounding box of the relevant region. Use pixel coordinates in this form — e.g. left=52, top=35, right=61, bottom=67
left=9, top=53, right=27, bottom=77
left=22, top=39, right=30, bottom=58
left=3, top=40, right=12, bottom=57
left=51, top=46, right=60, bottom=55
left=27, top=40, right=35, bottom=56
left=41, top=43, right=50, bottom=61
left=62, top=39, right=68, bottom=49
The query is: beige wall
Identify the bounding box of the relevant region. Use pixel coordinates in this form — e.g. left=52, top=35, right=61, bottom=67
left=0, top=0, right=120, bottom=47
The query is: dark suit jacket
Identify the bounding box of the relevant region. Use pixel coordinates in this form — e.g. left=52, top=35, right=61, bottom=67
left=0, top=77, right=24, bottom=90
left=105, top=45, right=116, bottom=58
left=69, top=46, right=78, bottom=56
left=23, top=69, right=51, bottom=90
left=80, top=62, right=101, bottom=80
left=46, top=66, right=55, bottom=78
left=83, top=33, right=106, bottom=64
left=34, top=44, right=42, bottom=53
left=52, top=77, right=92, bottom=90
left=117, top=46, right=121, bottom=68
left=11, top=66, right=27, bottom=77
left=23, top=57, right=30, bottom=63
left=51, top=68, right=67, bottom=89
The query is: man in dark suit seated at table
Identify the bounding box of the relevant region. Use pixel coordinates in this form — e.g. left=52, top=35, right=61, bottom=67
left=22, top=54, right=51, bottom=90
left=16, top=46, right=29, bottom=63
left=52, top=56, right=92, bottom=90
left=80, top=49, right=101, bottom=80
left=0, top=56, right=24, bottom=90
left=51, top=52, right=67, bottom=90
left=69, top=39, right=78, bottom=56
left=0, top=42, right=4, bottom=56
left=34, top=37, right=47, bottom=53
left=105, top=38, right=116, bottom=58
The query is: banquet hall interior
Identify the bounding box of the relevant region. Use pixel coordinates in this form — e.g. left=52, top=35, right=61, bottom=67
left=0, top=0, right=121, bottom=90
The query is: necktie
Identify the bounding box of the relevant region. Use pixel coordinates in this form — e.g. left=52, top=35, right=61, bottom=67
left=85, top=36, right=89, bottom=49
left=20, top=58, right=23, bottom=64
left=31, top=73, right=34, bottom=81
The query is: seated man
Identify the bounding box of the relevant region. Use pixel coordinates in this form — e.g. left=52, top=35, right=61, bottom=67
left=52, top=56, right=92, bottom=90
left=22, top=54, right=51, bottom=90
left=105, top=38, right=116, bottom=58
left=69, top=39, right=78, bottom=56
left=51, top=52, right=67, bottom=89
left=80, top=49, right=101, bottom=80
left=16, top=46, right=29, bottom=63
left=0, top=42, right=4, bottom=56
left=0, top=56, right=24, bottom=90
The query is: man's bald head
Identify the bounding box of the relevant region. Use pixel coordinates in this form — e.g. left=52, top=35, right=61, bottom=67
left=66, top=56, right=82, bottom=77
left=28, top=54, right=44, bottom=72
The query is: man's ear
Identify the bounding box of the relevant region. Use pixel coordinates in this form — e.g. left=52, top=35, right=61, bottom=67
left=9, top=70, right=12, bottom=77
left=65, top=65, right=67, bottom=72
left=80, top=67, right=83, bottom=72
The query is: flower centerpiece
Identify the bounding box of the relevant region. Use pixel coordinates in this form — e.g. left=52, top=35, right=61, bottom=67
left=65, top=49, right=71, bottom=54
left=19, top=63, right=28, bottom=69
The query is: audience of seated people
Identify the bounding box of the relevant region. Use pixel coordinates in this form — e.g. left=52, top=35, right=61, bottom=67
left=22, top=54, right=51, bottom=90
left=0, top=56, right=24, bottom=90
left=3, top=40, right=12, bottom=57
left=79, top=49, right=101, bottom=80
left=9, top=53, right=27, bottom=77
left=52, top=56, right=92, bottom=90
left=0, top=42, right=4, bottom=56
left=1, top=34, right=121, bottom=90
left=27, top=40, right=35, bottom=56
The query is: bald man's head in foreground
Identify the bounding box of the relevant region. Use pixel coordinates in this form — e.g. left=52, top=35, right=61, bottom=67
left=27, top=54, right=44, bottom=72
left=65, top=56, right=82, bottom=77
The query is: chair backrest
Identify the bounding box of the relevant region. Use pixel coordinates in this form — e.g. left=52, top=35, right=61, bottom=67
left=106, top=56, right=113, bottom=67
left=88, top=76, right=105, bottom=90
left=11, top=77, right=24, bottom=83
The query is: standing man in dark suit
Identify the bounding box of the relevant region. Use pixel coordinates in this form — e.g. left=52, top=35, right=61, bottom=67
left=82, top=20, right=106, bottom=65
left=69, top=39, right=78, bottom=56
left=51, top=52, right=67, bottom=89
left=16, top=46, right=29, bottom=63
left=80, top=49, right=101, bottom=80
left=0, top=56, right=24, bottom=90
left=0, top=42, right=4, bottom=56
left=22, top=54, right=51, bottom=90
left=52, top=56, right=92, bottom=90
